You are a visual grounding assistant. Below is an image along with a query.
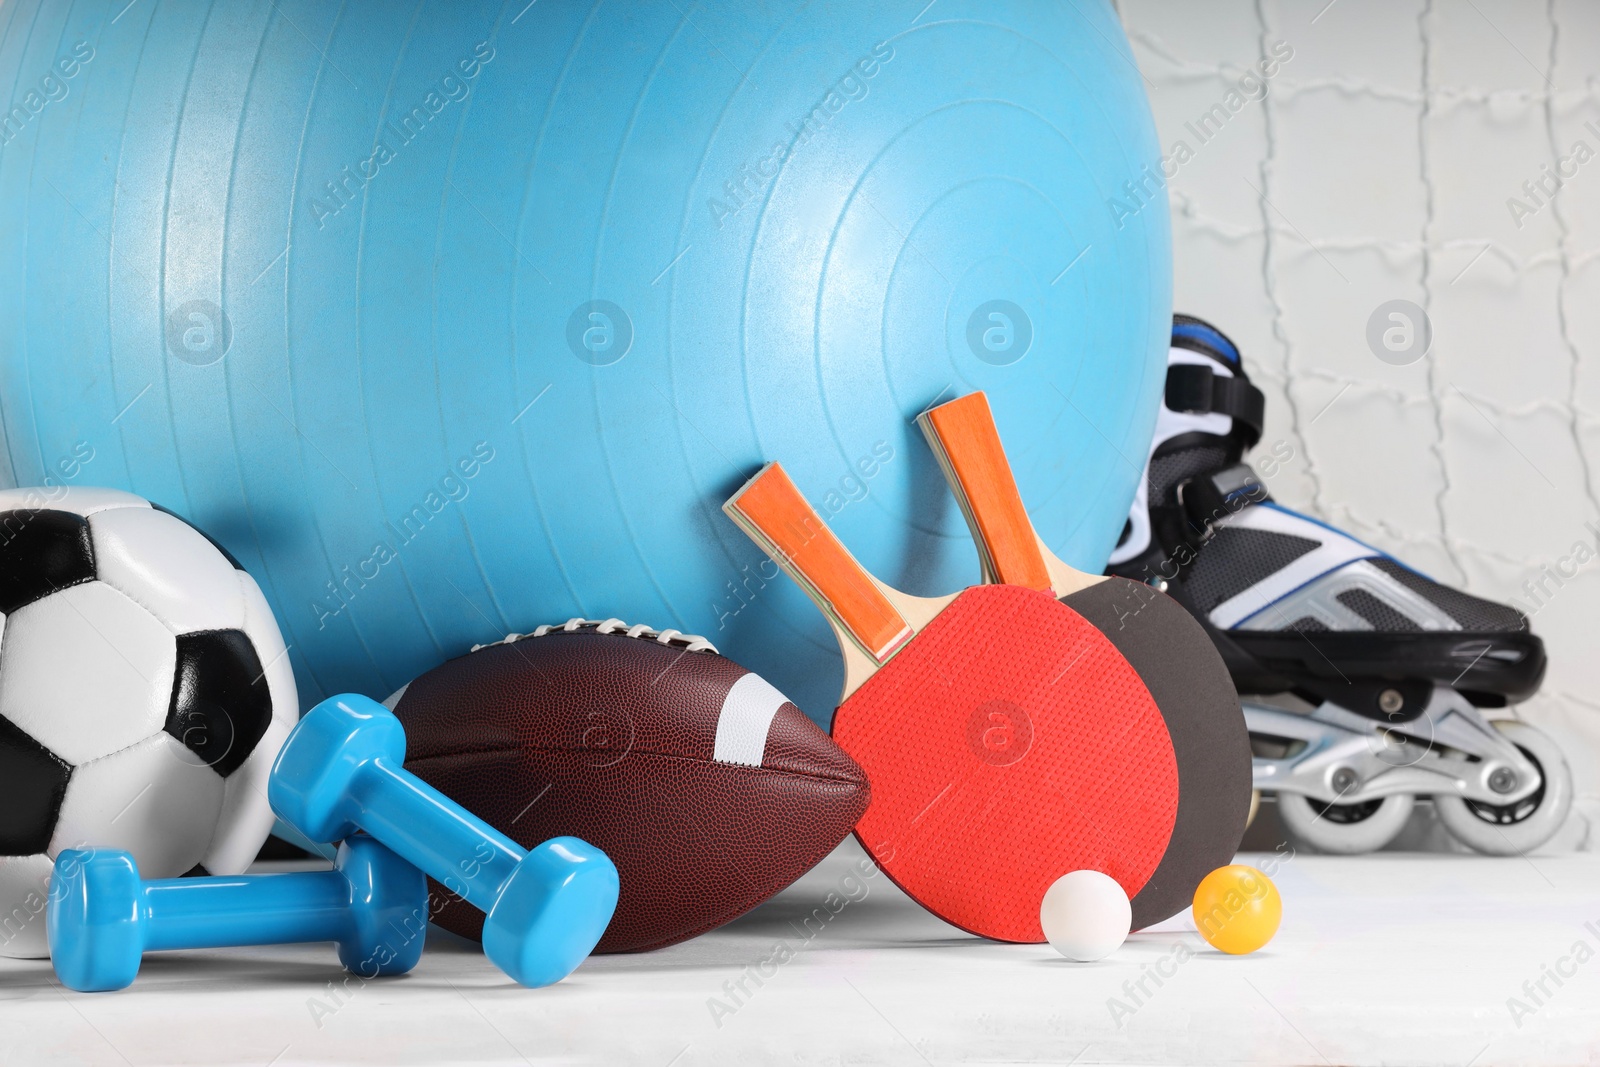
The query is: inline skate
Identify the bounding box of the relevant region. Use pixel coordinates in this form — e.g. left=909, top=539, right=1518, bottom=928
left=1106, top=314, right=1572, bottom=855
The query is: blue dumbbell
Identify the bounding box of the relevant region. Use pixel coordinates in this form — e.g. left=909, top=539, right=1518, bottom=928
left=47, top=835, right=425, bottom=992
left=268, top=693, right=619, bottom=988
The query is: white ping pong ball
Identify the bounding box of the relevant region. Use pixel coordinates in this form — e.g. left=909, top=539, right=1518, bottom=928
left=1039, top=871, right=1131, bottom=961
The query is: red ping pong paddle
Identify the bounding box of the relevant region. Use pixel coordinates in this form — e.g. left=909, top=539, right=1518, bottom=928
left=917, top=391, right=1251, bottom=929
left=723, top=462, right=1178, bottom=942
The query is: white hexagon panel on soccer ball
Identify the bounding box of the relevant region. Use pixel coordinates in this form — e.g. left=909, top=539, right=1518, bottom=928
left=0, top=853, right=55, bottom=958
left=50, top=732, right=223, bottom=878
left=238, top=570, right=294, bottom=715
left=0, top=582, right=177, bottom=765
left=88, top=505, right=244, bottom=635
left=202, top=712, right=291, bottom=874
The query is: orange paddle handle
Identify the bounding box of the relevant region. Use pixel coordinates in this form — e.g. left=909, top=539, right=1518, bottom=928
left=723, top=463, right=912, bottom=664
left=918, top=392, right=1053, bottom=592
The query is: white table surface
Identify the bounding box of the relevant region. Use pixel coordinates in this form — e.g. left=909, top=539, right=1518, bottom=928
left=3, top=839, right=1596, bottom=1066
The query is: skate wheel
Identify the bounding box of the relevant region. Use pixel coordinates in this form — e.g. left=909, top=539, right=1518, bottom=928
left=1245, top=790, right=1260, bottom=830
left=1433, top=721, right=1572, bottom=855
left=1277, top=791, right=1414, bottom=854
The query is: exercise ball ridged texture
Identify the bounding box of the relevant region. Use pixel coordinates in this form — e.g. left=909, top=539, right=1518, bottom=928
left=0, top=0, right=1170, bottom=722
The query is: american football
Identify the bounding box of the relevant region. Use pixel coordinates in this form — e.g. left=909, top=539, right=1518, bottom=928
left=386, top=618, right=869, bottom=953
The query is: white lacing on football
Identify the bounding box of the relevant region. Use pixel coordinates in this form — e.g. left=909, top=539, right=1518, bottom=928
left=471, top=617, right=718, bottom=654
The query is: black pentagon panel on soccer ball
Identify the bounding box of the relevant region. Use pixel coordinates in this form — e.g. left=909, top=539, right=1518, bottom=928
left=148, top=502, right=247, bottom=571
left=0, top=714, right=72, bottom=855
left=0, top=509, right=97, bottom=613
left=165, top=630, right=273, bottom=778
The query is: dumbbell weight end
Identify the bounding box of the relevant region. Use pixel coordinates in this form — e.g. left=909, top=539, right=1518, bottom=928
left=483, top=836, right=620, bottom=988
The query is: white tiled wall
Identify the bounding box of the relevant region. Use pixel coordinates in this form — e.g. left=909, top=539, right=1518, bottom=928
left=1117, top=0, right=1599, bottom=848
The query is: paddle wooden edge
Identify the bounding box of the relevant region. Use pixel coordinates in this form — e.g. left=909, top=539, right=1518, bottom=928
left=918, top=392, right=1105, bottom=597
left=723, top=462, right=957, bottom=700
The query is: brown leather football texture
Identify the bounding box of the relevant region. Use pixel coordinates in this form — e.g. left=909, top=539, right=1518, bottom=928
left=387, top=619, right=870, bottom=953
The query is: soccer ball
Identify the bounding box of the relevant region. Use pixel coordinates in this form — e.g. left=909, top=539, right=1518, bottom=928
left=0, top=487, right=296, bottom=958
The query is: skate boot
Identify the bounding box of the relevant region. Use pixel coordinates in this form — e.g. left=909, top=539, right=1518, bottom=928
left=1107, top=314, right=1572, bottom=855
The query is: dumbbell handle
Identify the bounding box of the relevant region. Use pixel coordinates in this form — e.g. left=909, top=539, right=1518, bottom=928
left=350, top=755, right=523, bottom=913
left=139, top=871, right=358, bottom=952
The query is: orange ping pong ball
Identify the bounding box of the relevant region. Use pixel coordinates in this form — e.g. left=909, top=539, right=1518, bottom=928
left=1192, top=865, right=1281, bottom=954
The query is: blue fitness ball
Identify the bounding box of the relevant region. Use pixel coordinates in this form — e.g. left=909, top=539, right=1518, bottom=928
left=0, top=0, right=1170, bottom=721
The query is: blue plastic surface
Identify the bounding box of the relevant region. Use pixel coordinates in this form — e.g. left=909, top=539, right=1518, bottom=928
left=0, top=1, right=1170, bottom=723
left=47, top=836, right=426, bottom=992
left=482, top=837, right=623, bottom=989
left=268, top=694, right=411, bottom=844
left=271, top=694, right=620, bottom=987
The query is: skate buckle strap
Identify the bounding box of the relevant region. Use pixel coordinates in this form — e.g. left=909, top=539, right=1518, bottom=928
left=1173, top=464, right=1269, bottom=548
left=1165, top=365, right=1266, bottom=448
